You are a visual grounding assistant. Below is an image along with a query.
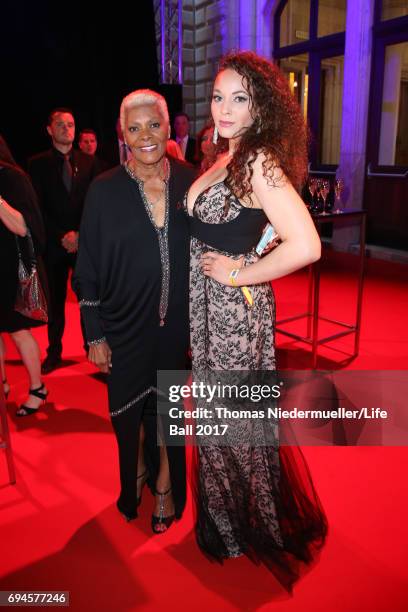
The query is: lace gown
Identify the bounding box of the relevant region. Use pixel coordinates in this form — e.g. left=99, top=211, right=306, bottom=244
left=187, top=181, right=328, bottom=592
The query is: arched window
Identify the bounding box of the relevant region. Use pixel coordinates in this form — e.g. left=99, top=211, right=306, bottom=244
left=274, top=0, right=347, bottom=171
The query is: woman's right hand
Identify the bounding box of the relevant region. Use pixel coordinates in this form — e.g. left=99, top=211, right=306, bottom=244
left=88, top=341, right=112, bottom=373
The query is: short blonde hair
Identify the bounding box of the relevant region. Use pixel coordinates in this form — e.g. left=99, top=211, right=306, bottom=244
left=119, top=89, right=169, bottom=138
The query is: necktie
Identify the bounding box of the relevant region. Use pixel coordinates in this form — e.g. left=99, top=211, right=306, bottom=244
left=177, top=137, right=186, bottom=160
left=121, top=142, right=128, bottom=165
left=62, top=154, right=72, bottom=192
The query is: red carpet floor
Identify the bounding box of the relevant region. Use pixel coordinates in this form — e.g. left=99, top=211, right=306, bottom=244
left=1, top=254, right=407, bottom=611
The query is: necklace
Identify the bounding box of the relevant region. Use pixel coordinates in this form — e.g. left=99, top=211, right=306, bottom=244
left=125, top=158, right=170, bottom=209
left=124, top=158, right=171, bottom=327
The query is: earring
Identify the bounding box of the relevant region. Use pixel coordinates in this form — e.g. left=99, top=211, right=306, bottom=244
left=212, top=127, right=218, bottom=145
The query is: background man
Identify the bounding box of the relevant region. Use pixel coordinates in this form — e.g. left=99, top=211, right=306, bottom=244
left=173, top=112, right=196, bottom=164
left=28, top=108, right=96, bottom=373
left=78, top=129, right=98, bottom=156
left=79, top=128, right=109, bottom=173
left=116, top=118, right=132, bottom=165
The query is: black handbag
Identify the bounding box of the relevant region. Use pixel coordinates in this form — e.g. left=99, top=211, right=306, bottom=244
left=14, top=229, right=48, bottom=322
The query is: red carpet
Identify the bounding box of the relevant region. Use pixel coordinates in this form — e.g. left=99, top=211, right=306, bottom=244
left=1, top=253, right=407, bottom=611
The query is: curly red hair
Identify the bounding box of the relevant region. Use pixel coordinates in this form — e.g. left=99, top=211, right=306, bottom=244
left=215, top=51, right=309, bottom=200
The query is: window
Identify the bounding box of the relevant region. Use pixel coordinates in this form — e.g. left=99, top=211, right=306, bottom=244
left=365, top=1, right=408, bottom=250
left=280, top=0, right=311, bottom=47
left=275, top=0, right=346, bottom=169
left=381, top=0, right=408, bottom=21
left=318, top=0, right=347, bottom=37
left=279, top=54, right=309, bottom=118
left=378, top=41, right=408, bottom=166
left=367, top=2, right=408, bottom=172
left=319, top=55, right=344, bottom=164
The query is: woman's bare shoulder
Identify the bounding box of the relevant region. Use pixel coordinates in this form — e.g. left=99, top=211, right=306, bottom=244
left=252, top=151, right=286, bottom=184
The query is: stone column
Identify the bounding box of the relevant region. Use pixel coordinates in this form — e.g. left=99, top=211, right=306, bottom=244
left=182, top=0, right=230, bottom=134
left=256, top=0, right=280, bottom=57
left=238, top=0, right=279, bottom=56
left=332, top=0, right=375, bottom=250
left=238, top=0, right=257, bottom=50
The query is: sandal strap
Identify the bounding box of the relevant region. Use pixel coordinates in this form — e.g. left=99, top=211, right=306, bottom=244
left=154, top=487, right=172, bottom=521
left=17, top=405, right=39, bottom=416
left=154, top=487, right=172, bottom=497
left=29, top=384, right=47, bottom=400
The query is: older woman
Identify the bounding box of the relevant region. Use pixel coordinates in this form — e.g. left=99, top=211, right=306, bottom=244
left=74, top=90, right=196, bottom=532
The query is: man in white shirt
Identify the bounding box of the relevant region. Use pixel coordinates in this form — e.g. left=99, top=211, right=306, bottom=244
left=173, top=112, right=196, bottom=164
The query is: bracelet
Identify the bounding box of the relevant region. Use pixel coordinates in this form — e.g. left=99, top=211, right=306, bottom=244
left=79, top=299, right=100, bottom=308
left=88, top=336, right=107, bottom=346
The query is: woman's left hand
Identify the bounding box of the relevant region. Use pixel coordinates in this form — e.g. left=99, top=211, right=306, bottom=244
left=200, top=251, right=243, bottom=285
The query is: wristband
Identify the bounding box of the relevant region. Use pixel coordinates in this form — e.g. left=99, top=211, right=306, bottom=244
left=229, top=268, right=240, bottom=286
left=229, top=269, right=253, bottom=307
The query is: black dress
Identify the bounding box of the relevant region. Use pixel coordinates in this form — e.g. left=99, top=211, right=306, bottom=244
left=0, top=162, right=47, bottom=333
left=73, top=157, right=196, bottom=519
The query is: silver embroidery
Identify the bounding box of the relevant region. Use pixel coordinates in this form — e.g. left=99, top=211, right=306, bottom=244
left=124, top=160, right=170, bottom=327
left=79, top=299, right=100, bottom=308
left=87, top=336, right=106, bottom=345
left=110, top=386, right=153, bottom=418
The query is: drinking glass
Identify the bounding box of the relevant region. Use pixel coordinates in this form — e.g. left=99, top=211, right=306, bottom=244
left=320, top=179, right=330, bottom=215
left=334, top=178, right=344, bottom=213
left=311, top=179, right=322, bottom=214
left=307, top=177, right=317, bottom=207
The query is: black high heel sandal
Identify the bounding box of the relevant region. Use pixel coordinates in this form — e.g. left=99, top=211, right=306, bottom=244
left=2, top=378, right=10, bottom=400
left=16, top=383, right=48, bottom=417
left=136, top=469, right=149, bottom=507
left=151, top=487, right=175, bottom=534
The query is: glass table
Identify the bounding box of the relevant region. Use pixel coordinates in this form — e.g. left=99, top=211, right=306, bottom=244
left=275, top=209, right=367, bottom=368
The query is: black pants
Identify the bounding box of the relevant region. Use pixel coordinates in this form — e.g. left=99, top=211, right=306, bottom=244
left=44, top=245, right=86, bottom=358
left=111, top=392, right=186, bottom=519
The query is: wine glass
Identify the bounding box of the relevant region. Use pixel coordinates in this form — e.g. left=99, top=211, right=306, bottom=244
left=320, top=179, right=330, bottom=215
left=307, top=177, right=317, bottom=208
left=311, top=179, right=322, bottom=214
left=333, top=178, right=344, bottom=213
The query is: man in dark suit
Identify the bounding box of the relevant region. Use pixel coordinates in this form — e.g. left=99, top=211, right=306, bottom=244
left=173, top=113, right=196, bottom=164
left=28, top=108, right=96, bottom=373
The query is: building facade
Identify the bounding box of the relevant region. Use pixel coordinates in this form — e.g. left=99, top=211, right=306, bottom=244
left=169, top=0, right=408, bottom=251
